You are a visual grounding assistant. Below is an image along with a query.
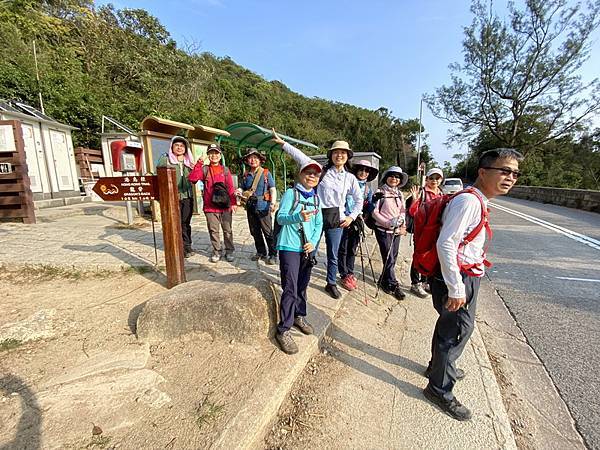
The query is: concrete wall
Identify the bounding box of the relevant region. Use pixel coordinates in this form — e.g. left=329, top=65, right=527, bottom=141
left=507, top=186, right=600, bottom=213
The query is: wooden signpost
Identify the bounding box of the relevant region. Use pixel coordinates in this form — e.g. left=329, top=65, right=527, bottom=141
left=92, top=168, right=186, bottom=288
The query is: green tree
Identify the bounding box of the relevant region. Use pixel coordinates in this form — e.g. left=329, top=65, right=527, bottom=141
left=426, top=0, right=600, bottom=152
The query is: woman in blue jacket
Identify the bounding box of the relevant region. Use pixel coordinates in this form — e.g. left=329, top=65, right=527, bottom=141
left=275, top=159, right=324, bottom=354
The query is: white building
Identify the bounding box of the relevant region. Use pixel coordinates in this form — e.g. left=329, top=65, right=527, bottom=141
left=0, top=100, right=80, bottom=200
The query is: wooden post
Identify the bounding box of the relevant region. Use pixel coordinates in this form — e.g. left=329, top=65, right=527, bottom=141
left=0, top=120, right=35, bottom=224
left=157, top=167, right=186, bottom=288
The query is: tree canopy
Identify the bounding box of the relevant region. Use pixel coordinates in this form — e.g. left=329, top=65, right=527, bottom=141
left=426, top=0, right=600, bottom=151
left=0, top=0, right=431, bottom=180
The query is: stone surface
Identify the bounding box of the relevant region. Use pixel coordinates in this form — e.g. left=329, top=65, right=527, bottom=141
left=136, top=271, right=277, bottom=344
left=0, top=309, right=55, bottom=343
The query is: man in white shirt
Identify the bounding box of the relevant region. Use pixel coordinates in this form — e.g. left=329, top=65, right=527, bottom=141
left=423, top=148, right=523, bottom=421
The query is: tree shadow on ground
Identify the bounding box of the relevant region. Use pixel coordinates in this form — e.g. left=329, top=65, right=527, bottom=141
left=0, top=374, right=41, bottom=450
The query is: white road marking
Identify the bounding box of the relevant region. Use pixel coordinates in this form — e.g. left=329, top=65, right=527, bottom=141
left=489, top=202, right=600, bottom=251
left=555, top=277, right=600, bottom=283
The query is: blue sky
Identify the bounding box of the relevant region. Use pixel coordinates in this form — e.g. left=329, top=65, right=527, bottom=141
left=97, top=0, right=599, bottom=166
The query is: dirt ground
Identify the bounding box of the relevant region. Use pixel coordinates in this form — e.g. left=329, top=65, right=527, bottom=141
left=0, top=267, right=277, bottom=449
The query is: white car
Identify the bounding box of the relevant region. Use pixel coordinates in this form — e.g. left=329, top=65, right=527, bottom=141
left=442, top=178, right=463, bottom=194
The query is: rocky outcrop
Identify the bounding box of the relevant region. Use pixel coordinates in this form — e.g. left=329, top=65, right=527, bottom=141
left=136, top=272, right=277, bottom=344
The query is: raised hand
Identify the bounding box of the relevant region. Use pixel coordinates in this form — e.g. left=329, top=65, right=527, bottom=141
left=271, top=128, right=285, bottom=146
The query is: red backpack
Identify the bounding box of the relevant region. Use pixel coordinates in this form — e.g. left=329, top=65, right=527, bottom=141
left=412, top=188, right=492, bottom=277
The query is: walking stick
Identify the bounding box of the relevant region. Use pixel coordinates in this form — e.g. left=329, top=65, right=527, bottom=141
left=357, top=239, right=368, bottom=305
left=359, top=226, right=377, bottom=286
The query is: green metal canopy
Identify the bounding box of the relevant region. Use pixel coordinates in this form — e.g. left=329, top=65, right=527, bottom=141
left=219, top=122, right=319, bottom=188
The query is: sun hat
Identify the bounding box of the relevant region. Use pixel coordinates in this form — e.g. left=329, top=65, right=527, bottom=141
left=426, top=168, right=444, bottom=179
left=242, top=147, right=266, bottom=163
left=299, top=159, right=322, bottom=174
left=352, top=159, right=379, bottom=182
left=206, top=143, right=222, bottom=154
left=380, top=166, right=409, bottom=187
left=327, top=140, right=354, bottom=160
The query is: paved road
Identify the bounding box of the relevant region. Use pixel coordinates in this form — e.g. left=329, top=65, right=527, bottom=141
left=487, top=196, right=600, bottom=450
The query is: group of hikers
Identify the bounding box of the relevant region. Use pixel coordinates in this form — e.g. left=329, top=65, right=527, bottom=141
left=160, top=132, right=523, bottom=421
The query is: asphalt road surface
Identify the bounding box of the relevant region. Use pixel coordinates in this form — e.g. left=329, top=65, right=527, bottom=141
left=487, top=196, right=600, bottom=449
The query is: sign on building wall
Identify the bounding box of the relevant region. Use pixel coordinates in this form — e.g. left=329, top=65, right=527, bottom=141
left=0, top=124, right=16, bottom=153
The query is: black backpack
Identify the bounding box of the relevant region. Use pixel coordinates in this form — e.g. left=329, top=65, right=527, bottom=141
left=204, top=166, right=231, bottom=209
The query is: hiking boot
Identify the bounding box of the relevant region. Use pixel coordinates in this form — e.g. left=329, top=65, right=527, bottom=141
left=266, top=256, right=278, bottom=266
left=184, top=248, right=195, bottom=258
left=424, top=366, right=465, bottom=380
left=209, top=253, right=221, bottom=263
left=411, top=283, right=429, bottom=298
left=251, top=253, right=266, bottom=262
left=383, top=285, right=405, bottom=300
left=341, top=275, right=355, bottom=291
left=422, top=282, right=431, bottom=293
left=225, top=253, right=235, bottom=262
left=325, top=284, right=341, bottom=299
left=393, top=286, right=406, bottom=301
left=348, top=274, right=358, bottom=289
left=293, top=316, right=314, bottom=335
left=423, top=385, right=472, bottom=421
left=276, top=330, right=299, bottom=354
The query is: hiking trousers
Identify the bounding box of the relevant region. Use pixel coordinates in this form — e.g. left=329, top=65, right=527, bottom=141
left=338, top=225, right=360, bottom=278
left=426, top=272, right=480, bottom=401
left=179, top=197, right=193, bottom=250
left=205, top=210, right=234, bottom=255
left=278, top=250, right=314, bottom=333
left=246, top=208, right=276, bottom=257
left=374, top=228, right=401, bottom=289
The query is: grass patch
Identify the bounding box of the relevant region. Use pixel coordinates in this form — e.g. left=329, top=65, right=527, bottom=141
left=0, top=338, right=22, bottom=352
left=0, top=264, right=158, bottom=283
left=84, top=435, right=112, bottom=449
left=195, top=394, right=226, bottom=430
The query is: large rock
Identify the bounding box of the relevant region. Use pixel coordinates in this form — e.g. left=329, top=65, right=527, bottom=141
left=136, top=272, right=277, bottom=344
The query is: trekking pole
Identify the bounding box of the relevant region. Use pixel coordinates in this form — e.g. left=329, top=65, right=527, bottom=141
left=359, top=227, right=377, bottom=286
left=374, top=227, right=399, bottom=299
left=357, top=239, right=368, bottom=306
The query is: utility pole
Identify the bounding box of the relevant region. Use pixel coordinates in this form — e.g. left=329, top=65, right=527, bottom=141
left=33, top=40, right=45, bottom=114
left=416, top=98, right=423, bottom=171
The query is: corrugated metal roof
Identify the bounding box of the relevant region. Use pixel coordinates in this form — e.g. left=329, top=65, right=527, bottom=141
left=0, top=99, right=76, bottom=129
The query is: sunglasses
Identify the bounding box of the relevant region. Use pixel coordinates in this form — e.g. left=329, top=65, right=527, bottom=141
left=387, top=174, right=402, bottom=179
left=482, top=167, right=521, bottom=178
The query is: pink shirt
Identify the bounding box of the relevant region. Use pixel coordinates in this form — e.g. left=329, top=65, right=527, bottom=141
left=372, top=185, right=406, bottom=232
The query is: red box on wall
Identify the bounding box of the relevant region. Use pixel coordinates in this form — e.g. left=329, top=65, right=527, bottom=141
left=110, top=140, right=143, bottom=172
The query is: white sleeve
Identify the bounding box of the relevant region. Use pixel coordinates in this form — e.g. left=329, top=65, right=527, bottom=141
left=436, top=195, right=482, bottom=298
left=347, top=176, right=363, bottom=220
left=282, top=142, right=311, bottom=166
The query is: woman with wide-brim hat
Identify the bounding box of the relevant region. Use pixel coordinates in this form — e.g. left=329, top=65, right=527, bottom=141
left=338, top=159, right=378, bottom=291
left=371, top=166, right=409, bottom=300
left=238, top=147, right=278, bottom=265
left=272, top=129, right=363, bottom=300
left=274, top=159, right=324, bottom=354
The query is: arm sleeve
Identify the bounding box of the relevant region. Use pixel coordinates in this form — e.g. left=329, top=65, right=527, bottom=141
left=282, top=142, right=311, bottom=166
left=226, top=169, right=236, bottom=204
left=371, top=194, right=387, bottom=228
left=310, top=207, right=323, bottom=246
left=157, top=154, right=168, bottom=168
left=276, top=190, right=302, bottom=225
left=188, top=161, right=205, bottom=183
left=347, top=176, right=363, bottom=220
left=437, top=195, right=482, bottom=298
